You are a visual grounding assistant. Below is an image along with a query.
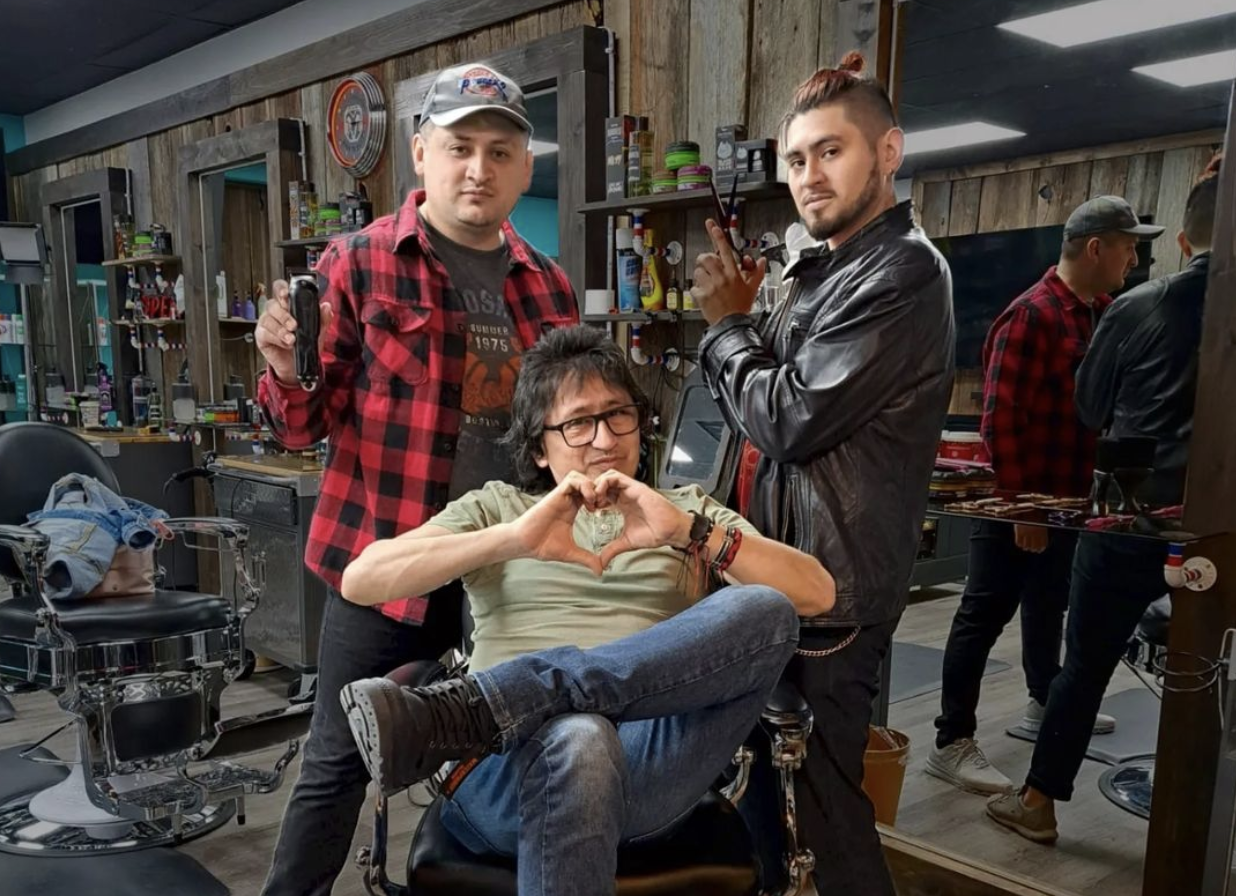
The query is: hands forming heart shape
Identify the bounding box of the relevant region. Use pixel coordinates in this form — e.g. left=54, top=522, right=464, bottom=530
left=512, top=470, right=692, bottom=576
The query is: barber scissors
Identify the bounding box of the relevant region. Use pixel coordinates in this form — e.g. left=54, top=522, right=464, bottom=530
left=708, top=176, right=741, bottom=254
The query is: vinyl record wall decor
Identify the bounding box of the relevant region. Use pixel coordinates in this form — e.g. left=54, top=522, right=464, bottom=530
left=327, top=72, right=387, bottom=178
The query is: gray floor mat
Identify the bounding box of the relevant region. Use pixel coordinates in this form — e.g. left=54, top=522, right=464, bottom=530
left=1005, top=687, right=1160, bottom=764
left=889, top=641, right=1011, bottom=704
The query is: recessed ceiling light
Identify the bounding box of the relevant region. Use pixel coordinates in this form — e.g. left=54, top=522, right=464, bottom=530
left=903, top=123, right=1025, bottom=156
left=1134, top=49, right=1236, bottom=87
left=999, top=0, right=1236, bottom=48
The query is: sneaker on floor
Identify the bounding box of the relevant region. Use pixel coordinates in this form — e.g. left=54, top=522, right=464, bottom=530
left=986, top=788, right=1058, bottom=844
left=925, top=738, right=1014, bottom=795
left=1021, top=700, right=1116, bottom=736
left=340, top=675, right=500, bottom=795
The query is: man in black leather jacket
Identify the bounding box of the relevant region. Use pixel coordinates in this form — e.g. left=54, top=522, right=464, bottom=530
left=987, top=157, right=1222, bottom=844
left=691, top=53, right=954, bottom=895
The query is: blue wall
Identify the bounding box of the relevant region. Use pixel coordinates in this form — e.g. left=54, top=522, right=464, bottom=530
left=509, top=196, right=559, bottom=259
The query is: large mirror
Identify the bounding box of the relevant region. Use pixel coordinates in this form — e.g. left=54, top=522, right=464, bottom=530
left=198, top=162, right=269, bottom=425
left=39, top=168, right=134, bottom=425
left=885, top=3, right=1236, bottom=893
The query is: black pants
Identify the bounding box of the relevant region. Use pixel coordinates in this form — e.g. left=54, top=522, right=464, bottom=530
left=261, top=586, right=462, bottom=896
left=741, top=619, right=899, bottom=896
left=935, top=520, right=1076, bottom=748
left=1027, top=534, right=1167, bottom=800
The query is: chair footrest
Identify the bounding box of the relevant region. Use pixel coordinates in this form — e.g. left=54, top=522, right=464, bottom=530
left=110, top=740, right=300, bottom=820
left=114, top=777, right=204, bottom=816
left=194, top=760, right=288, bottom=798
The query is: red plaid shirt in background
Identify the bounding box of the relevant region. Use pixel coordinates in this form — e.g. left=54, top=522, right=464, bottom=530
left=258, top=190, right=578, bottom=624
left=980, top=266, right=1111, bottom=498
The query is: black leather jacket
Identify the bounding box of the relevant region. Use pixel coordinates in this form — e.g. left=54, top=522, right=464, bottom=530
left=1075, top=252, right=1210, bottom=507
left=700, top=201, right=955, bottom=626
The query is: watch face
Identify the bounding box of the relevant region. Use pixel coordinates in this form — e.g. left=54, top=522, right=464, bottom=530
left=328, top=73, right=387, bottom=178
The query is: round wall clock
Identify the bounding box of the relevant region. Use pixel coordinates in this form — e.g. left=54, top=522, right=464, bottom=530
left=327, top=72, right=387, bottom=178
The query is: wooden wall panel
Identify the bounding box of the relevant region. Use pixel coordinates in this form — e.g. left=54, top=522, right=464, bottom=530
left=749, top=0, right=821, bottom=141
left=687, top=0, right=751, bottom=167
left=976, top=170, right=1035, bottom=233
left=1088, top=155, right=1129, bottom=198
left=1032, top=161, right=1091, bottom=226
left=1123, top=151, right=1164, bottom=216
left=947, top=177, right=982, bottom=236
left=628, top=0, right=690, bottom=163
left=919, top=180, right=951, bottom=238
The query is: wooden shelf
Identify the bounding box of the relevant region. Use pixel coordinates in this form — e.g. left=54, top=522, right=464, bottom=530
left=583, top=310, right=706, bottom=323
left=578, top=181, right=790, bottom=217
left=114, top=318, right=183, bottom=326
left=102, top=254, right=181, bottom=267
left=275, top=235, right=347, bottom=249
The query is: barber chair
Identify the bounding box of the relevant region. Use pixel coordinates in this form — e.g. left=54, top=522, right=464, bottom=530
left=0, top=422, right=310, bottom=855
left=353, top=659, right=816, bottom=896
left=1098, top=595, right=1172, bottom=819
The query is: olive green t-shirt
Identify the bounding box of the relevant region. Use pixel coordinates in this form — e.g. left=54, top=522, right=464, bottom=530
left=426, top=480, right=756, bottom=671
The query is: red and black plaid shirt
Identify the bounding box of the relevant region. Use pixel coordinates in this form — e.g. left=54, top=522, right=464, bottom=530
left=980, top=266, right=1111, bottom=497
left=258, top=189, right=578, bottom=624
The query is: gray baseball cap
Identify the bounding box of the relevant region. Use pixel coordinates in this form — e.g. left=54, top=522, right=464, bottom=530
left=420, top=64, right=532, bottom=134
left=1063, top=195, right=1165, bottom=241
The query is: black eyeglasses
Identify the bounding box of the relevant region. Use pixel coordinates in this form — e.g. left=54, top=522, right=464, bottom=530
left=543, top=404, right=642, bottom=447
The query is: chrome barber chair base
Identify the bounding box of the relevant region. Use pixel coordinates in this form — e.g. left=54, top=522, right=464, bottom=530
left=29, top=764, right=139, bottom=838
left=0, top=798, right=233, bottom=856
left=1098, top=757, right=1155, bottom=820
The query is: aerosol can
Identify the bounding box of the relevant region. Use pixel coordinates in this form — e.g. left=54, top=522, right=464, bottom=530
left=289, top=274, right=322, bottom=392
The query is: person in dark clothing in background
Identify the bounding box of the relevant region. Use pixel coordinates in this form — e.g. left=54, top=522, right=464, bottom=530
left=690, top=52, right=954, bottom=895
left=987, top=155, right=1222, bottom=844
left=927, top=195, right=1162, bottom=795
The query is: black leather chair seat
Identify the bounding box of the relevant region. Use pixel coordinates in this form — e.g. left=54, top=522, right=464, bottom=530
left=408, top=789, right=759, bottom=896
left=0, top=591, right=231, bottom=644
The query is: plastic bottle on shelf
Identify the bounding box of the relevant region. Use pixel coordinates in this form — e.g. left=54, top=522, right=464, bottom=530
left=216, top=271, right=228, bottom=318
left=638, top=228, right=665, bottom=312
left=616, top=228, right=641, bottom=312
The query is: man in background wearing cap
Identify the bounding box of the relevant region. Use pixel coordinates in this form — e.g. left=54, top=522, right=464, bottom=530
left=927, top=196, right=1161, bottom=796
left=988, top=161, right=1220, bottom=844
left=255, top=63, right=577, bottom=896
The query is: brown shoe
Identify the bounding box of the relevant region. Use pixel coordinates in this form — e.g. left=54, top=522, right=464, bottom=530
left=986, top=788, right=1058, bottom=844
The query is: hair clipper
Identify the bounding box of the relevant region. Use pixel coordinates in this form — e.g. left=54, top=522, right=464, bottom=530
left=289, top=274, right=322, bottom=392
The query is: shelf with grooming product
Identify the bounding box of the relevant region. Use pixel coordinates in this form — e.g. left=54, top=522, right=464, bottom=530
left=585, top=117, right=793, bottom=326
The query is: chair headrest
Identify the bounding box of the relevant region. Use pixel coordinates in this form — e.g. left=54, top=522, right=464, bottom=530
left=0, top=423, right=120, bottom=525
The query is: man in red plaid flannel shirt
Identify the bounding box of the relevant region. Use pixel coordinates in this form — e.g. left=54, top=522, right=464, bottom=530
left=928, top=196, right=1162, bottom=796
left=254, top=64, right=577, bottom=896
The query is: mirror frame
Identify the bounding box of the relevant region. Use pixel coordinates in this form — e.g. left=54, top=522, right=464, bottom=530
left=392, top=25, right=610, bottom=297
left=39, top=167, right=131, bottom=418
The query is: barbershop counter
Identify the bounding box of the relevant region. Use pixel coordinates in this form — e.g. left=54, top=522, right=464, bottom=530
left=210, top=454, right=325, bottom=702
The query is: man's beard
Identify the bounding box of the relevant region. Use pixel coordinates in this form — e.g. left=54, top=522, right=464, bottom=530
left=804, top=164, right=883, bottom=243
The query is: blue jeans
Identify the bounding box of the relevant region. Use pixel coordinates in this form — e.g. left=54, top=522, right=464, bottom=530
left=439, top=585, right=800, bottom=896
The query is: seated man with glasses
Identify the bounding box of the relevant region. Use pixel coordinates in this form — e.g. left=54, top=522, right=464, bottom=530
left=337, top=324, right=835, bottom=896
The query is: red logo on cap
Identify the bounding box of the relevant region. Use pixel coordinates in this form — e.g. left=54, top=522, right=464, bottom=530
left=458, top=67, right=508, bottom=100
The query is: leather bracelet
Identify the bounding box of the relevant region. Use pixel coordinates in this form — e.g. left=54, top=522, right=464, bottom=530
left=678, top=510, right=715, bottom=553
left=711, top=527, right=744, bottom=575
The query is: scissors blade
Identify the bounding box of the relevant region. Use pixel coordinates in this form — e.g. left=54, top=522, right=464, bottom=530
left=709, top=177, right=740, bottom=253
